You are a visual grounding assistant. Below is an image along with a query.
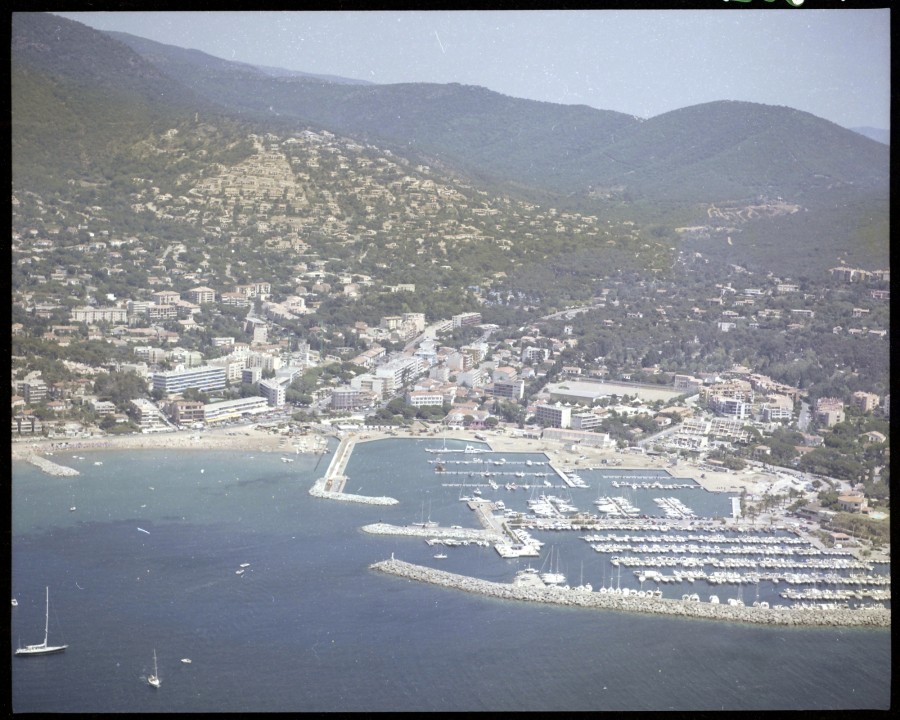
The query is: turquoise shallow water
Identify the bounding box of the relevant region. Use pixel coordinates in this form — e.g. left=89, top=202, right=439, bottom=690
left=11, top=440, right=891, bottom=712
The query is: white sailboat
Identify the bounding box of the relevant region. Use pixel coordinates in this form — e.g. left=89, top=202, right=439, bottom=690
left=540, top=546, right=566, bottom=586
left=148, top=648, right=161, bottom=688
left=15, top=586, right=67, bottom=656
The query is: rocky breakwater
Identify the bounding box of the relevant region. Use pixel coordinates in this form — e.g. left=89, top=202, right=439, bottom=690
left=309, top=480, right=398, bottom=505
left=370, top=558, right=891, bottom=629
left=26, top=455, right=80, bottom=477
left=363, top=523, right=502, bottom=542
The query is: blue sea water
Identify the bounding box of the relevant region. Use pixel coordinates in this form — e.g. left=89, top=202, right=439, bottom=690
left=11, top=439, right=891, bottom=712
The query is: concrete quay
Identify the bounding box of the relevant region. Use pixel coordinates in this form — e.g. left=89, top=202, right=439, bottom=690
left=370, top=558, right=891, bottom=628
left=26, top=455, right=80, bottom=476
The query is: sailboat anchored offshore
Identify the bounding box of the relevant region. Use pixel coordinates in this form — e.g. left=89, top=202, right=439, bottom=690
left=148, top=649, right=161, bottom=688
left=15, top=586, right=68, bottom=656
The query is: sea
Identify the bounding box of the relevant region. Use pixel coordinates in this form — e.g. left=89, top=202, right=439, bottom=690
left=10, top=437, right=892, bottom=713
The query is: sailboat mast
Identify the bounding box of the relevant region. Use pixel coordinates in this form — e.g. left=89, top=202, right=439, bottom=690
left=43, top=586, right=50, bottom=645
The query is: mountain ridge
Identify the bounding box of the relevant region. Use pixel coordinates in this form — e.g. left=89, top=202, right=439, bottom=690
left=12, top=12, right=890, bottom=275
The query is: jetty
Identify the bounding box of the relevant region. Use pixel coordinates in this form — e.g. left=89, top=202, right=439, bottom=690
left=370, top=558, right=891, bottom=628
left=309, top=435, right=398, bottom=505
left=25, top=455, right=80, bottom=477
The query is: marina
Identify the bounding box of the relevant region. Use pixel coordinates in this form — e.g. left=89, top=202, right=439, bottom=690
left=328, top=437, right=891, bottom=619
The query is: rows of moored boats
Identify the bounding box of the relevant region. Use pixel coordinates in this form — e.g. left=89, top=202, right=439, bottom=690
left=527, top=493, right=579, bottom=517
left=593, top=496, right=641, bottom=517
left=581, top=532, right=813, bottom=545
left=426, top=538, right=491, bottom=548
left=653, top=497, right=697, bottom=519
left=607, top=554, right=872, bottom=571
left=586, top=542, right=859, bottom=558
left=611, top=480, right=699, bottom=490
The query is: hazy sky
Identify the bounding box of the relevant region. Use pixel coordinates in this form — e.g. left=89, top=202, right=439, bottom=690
left=52, top=9, right=890, bottom=130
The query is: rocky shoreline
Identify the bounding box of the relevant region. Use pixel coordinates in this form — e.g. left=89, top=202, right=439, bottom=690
left=371, top=558, right=891, bottom=628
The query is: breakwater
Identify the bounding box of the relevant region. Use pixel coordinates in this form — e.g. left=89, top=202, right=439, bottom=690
left=26, top=455, right=80, bottom=476
left=307, top=435, right=398, bottom=505
left=309, top=483, right=398, bottom=505
left=362, top=522, right=502, bottom=542
left=370, top=558, right=891, bottom=628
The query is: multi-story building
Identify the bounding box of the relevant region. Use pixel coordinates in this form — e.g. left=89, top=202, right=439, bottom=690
left=492, top=366, right=518, bottom=383
left=234, top=281, right=271, bottom=298
left=130, top=398, right=169, bottom=432
left=380, top=315, right=403, bottom=330
left=375, top=355, right=425, bottom=393
left=402, top=313, right=426, bottom=333
left=203, top=396, right=268, bottom=423
left=673, top=374, right=703, bottom=394
left=185, top=286, right=216, bottom=305
left=534, top=402, right=572, bottom=429
left=461, top=343, right=488, bottom=365
left=152, top=365, right=227, bottom=395
left=452, top=311, right=481, bottom=328
left=850, top=391, right=880, bottom=413
left=90, top=399, right=117, bottom=416
left=259, top=378, right=286, bottom=407
left=815, top=397, right=845, bottom=427
left=148, top=304, right=178, bottom=321
left=761, top=394, right=794, bottom=422
left=152, top=290, right=181, bottom=305
left=242, top=367, right=263, bottom=385
left=19, top=379, right=49, bottom=405
left=330, top=386, right=365, bottom=410
left=70, top=306, right=128, bottom=324
left=406, top=390, right=445, bottom=408
left=208, top=356, right=245, bottom=383
left=168, top=399, right=205, bottom=425
left=491, top=378, right=525, bottom=400
left=709, top=396, right=751, bottom=420
left=571, top=410, right=602, bottom=430
left=350, top=374, right=386, bottom=401
left=522, top=346, right=550, bottom=364
left=700, top=380, right=754, bottom=403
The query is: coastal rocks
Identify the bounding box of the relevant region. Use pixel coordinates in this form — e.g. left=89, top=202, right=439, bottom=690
left=370, top=558, right=891, bottom=629
left=26, top=455, right=80, bottom=477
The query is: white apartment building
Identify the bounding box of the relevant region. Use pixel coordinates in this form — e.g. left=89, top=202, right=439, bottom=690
left=259, top=378, right=287, bottom=407
left=203, top=396, right=269, bottom=423
left=152, top=365, right=227, bottom=395
left=452, top=312, right=482, bottom=328
left=406, top=390, right=445, bottom=408
left=130, top=398, right=170, bottom=432
left=71, top=306, right=128, bottom=324
left=185, top=286, right=216, bottom=304
left=534, top=402, right=572, bottom=429
left=375, top=355, right=425, bottom=393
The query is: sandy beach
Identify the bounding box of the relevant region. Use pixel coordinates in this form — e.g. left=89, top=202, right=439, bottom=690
left=12, top=423, right=767, bottom=495
left=11, top=424, right=290, bottom=459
